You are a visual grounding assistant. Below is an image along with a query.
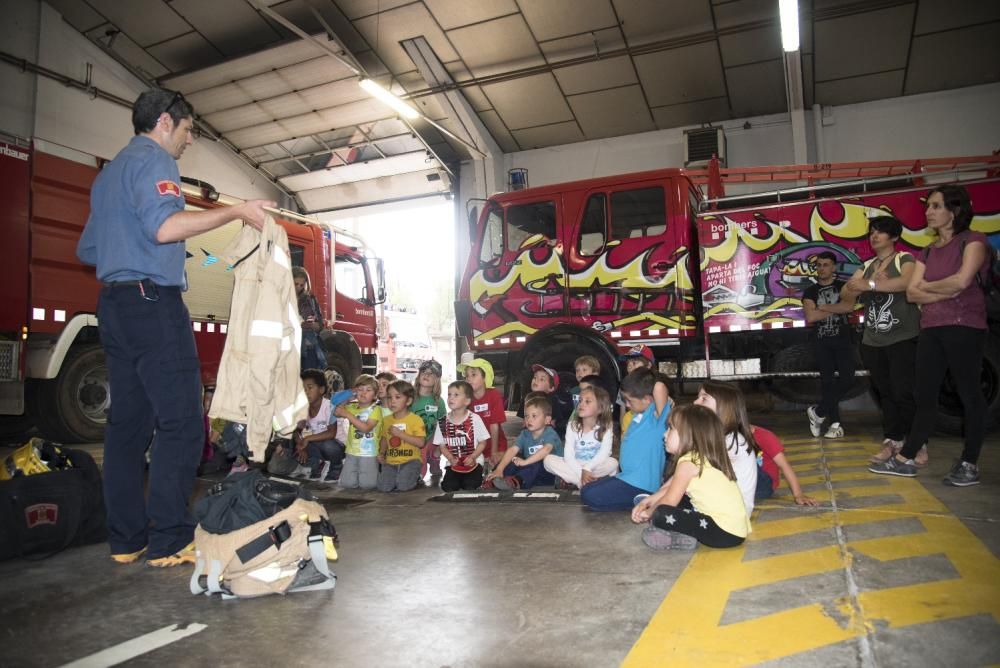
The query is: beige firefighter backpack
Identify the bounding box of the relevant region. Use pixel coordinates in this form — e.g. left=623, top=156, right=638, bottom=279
left=190, top=497, right=338, bottom=599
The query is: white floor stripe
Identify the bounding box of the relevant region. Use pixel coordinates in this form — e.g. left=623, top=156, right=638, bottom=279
left=59, top=623, right=207, bottom=668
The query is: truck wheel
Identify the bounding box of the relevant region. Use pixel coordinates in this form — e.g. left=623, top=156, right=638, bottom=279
left=935, top=336, right=1000, bottom=435
left=768, top=343, right=867, bottom=405
left=0, top=413, right=36, bottom=444
left=521, top=335, right=620, bottom=405
left=324, top=351, right=357, bottom=391
left=34, top=345, right=109, bottom=443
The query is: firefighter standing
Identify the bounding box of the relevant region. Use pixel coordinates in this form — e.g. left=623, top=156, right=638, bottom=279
left=77, top=88, right=272, bottom=567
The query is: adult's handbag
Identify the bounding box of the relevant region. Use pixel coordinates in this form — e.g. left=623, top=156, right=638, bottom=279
left=0, top=442, right=107, bottom=560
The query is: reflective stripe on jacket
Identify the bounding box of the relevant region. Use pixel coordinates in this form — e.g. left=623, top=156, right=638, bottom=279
left=210, top=216, right=308, bottom=460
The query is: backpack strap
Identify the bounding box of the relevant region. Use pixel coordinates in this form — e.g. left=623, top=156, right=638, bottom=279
left=191, top=557, right=207, bottom=595
left=234, top=520, right=293, bottom=564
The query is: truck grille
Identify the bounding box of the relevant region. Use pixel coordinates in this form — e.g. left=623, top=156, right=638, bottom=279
left=0, top=341, right=18, bottom=381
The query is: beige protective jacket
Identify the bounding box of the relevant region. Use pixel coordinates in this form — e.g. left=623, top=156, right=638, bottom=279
left=209, top=216, right=308, bottom=460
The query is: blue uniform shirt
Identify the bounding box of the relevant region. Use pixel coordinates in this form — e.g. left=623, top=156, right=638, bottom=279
left=77, top=136, right=186, bottom=286
left=618, top=400, right=670, bottom=492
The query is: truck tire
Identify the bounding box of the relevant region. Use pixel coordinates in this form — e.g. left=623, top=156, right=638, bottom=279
left=0, top=413, right=36, bottom=444
left=520, top=332, right=620, bottom=406
left=323, top=351, right=357, bottom=391
left=935, top=336, right=1000, bottom=435
left=768, top=342, right=867, bottom=405
left=34, top=345, right=109, bottom=443
left=319, top=331, right=362, bottom=385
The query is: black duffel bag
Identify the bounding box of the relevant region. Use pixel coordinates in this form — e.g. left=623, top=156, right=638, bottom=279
left=0, top=445, right=107, bottom=560
left=193, top=469, right=312, bottom=535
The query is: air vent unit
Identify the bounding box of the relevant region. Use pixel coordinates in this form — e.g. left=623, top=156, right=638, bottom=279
left=684, top=127, right=726, bottom=167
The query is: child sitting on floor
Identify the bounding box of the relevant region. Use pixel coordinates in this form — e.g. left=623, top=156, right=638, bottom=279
left=485, top=393, right=562, bottom=490
left=434, top=380, right=490, bottom=492
left=695, top=380, right=818, bottom=507
left=581, top=368, right=671, bottom=511
left=457, top=357, right=506, bottom=468
left=412, top=359, right=447, bottom=480
left=568, top=355, right=601, bottom=409
left=692, top=380, right=758, bottom=515
left=618, top=344, right=655, bottom=437
left=525, top=364, right=573, bottom=437
left=632, top=404, right=752, bottom=550
left=294, top=368, right=345, bottom=483
left=377, top=380, right=426, bottom=492
left=375, top=371, right=397, bottom=419
left=544, top=385, right=618, bottom=489
left=335, top=374, right=383, bottom=490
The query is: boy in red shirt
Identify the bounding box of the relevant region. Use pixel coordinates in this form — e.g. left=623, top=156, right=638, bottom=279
left=457, top=358, right=507, bottom=468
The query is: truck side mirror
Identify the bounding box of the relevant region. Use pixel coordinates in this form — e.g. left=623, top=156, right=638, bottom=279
left=374, top=257, right=387, bottom=304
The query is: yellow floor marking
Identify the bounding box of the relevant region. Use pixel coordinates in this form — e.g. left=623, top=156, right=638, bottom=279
left=623, top=436, right=1000, bottom=667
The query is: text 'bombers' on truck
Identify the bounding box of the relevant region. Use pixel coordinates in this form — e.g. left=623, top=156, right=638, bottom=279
left=0, top=134, right=386, bottom=443
left=456, top=153, right=1000, bottom=434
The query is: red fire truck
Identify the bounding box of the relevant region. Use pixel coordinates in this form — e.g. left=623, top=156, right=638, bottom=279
left=457, top=154, right=1000, bottom=433
left=0, top=133, right=385, bottom=443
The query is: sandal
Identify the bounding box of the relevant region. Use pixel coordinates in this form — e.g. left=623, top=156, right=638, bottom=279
left=914, top=444, right=929, bottom=468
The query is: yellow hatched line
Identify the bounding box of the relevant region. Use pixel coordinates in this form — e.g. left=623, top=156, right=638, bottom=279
left=623, top=439, right=1000, bottom=667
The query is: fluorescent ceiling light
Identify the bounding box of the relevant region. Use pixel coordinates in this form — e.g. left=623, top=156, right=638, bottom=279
left=358, top=78, right=420, bottom=120
left=779, top=0, right=800, bottom=52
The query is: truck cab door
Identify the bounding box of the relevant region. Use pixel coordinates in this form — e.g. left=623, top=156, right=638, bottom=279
left=564, top=182, right=685, bottom=337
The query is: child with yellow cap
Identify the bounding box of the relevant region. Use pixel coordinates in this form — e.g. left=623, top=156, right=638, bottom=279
left=456, top=357, right=507, bottom=468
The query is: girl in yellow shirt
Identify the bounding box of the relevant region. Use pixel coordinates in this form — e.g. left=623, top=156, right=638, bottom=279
left=632, top=404, right=751, bottom=550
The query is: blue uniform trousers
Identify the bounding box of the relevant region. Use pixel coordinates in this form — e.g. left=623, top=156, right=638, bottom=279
left=98, top=283, right=204, bottom=559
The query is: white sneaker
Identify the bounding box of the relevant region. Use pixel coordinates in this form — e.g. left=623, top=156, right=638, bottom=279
left=806, top=405, right=823, bottom=437
left=309, top=460, right=331, bottom=481
left=823, top=422, right=844, bottom=438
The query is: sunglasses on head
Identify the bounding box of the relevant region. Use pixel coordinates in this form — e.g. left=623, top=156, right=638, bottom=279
left=161, top=91, right=200, bottom=137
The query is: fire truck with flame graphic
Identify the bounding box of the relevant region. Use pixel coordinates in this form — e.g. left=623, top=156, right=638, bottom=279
left=0, top=134, right=385, bottom=443
left=457, top=154, right=1000, bottom=433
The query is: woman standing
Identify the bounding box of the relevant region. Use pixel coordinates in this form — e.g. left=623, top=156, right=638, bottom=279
left=869, top=185, right=989, bottom=486
left=293, top=266, right=327, bottom=372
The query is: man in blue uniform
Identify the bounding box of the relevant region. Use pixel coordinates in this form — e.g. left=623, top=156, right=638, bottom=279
left=77, top=88, right=273, bottom=567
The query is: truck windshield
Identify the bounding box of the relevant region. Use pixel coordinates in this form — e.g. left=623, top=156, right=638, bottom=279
left=506, top=201, right=556, bottom=250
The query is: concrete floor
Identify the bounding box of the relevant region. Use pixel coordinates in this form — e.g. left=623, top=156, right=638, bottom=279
left=1, top=411, right=998, bottom=667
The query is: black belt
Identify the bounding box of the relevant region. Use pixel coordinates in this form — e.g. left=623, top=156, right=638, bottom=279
left=103, top=280, right=148, bottom=288
left=102, top=278, right=169, bottom=301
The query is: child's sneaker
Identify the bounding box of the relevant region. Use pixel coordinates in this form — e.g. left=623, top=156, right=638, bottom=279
left=806, top=405, right=823, bottom=437
left=943, top=460, right=980, bottom=487
left=291, top=464, right=312, bottom=479
left=823, top=422, right=844, bottom=438
left=147, top=542, right=196, bottom=568
left=110, top=546, right=147, bottom=564
left=491, top=476, right=521, bottom=491
left=309, top=460, right=331, bottom=481
left=641, top=526, right=698, bottom=551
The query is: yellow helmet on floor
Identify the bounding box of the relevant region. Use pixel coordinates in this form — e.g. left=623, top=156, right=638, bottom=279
left=0, top=438, right=70, bottom=481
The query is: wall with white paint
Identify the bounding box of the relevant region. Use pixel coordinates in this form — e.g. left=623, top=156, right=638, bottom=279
left=2, top=1, right=284, bottom=204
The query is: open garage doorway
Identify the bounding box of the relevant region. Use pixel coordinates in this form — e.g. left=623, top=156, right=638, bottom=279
left=318, top=197, right=457, bottom=384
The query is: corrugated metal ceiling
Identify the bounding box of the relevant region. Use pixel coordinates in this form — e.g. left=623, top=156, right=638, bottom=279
left=44, top=0, right=1000, bottom=210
